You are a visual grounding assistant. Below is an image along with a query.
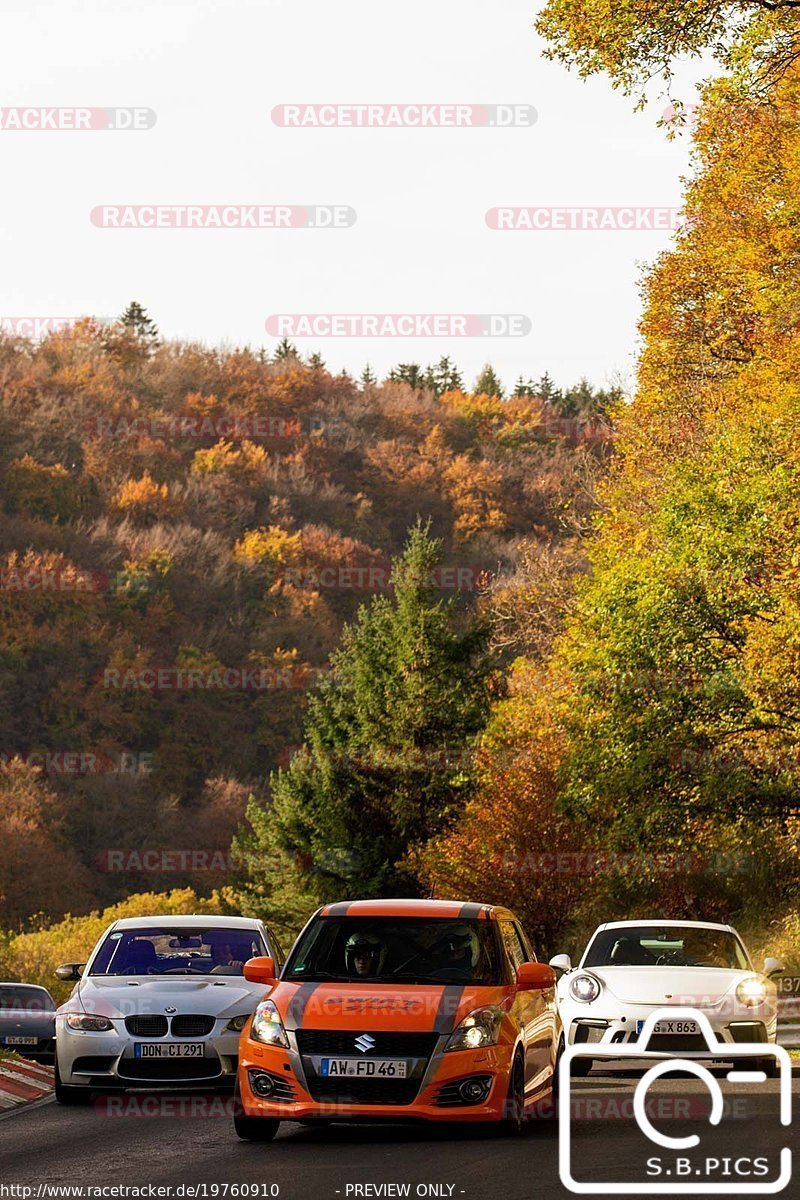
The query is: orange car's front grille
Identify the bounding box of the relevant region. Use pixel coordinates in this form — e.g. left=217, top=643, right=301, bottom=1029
left=296, top=1030, right=438, bottom=1057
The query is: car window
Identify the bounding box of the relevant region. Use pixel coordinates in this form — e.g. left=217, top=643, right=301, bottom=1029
left=0, top=985, right=55, bottom=1011
left=265, top=924, right=286, bottom=968
left=284, top=917, right=502, bottom=985
left=89, top=927, right=268, bottom=976
left=583, top=926, right=750, bottom=970
left=499, top=921, right=527, bottom=973
left=514, top=923, right=537, bottom=963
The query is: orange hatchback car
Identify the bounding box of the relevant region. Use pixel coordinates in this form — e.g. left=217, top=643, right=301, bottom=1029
left=233, top=899, right=560, bottom=1140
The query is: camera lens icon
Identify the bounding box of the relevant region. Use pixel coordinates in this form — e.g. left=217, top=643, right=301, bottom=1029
left=559, top=1006, right=793, bottom=1194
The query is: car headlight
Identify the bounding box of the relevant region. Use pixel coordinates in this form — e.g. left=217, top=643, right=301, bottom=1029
left=569, top=973, right=601, bottom=1003
left=249, top=999, right=288, bottom=1048
left=225, top=1014, right=250, bottom=1033
left=736, top=977, right=768, bottom=1008
left=66, top=1014, right=114, bottom=1032
left=444, top=1006, right=504, bottom=1052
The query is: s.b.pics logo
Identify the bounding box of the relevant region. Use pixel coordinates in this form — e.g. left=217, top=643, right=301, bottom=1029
left=559, top=1007, right=793, bottom=1194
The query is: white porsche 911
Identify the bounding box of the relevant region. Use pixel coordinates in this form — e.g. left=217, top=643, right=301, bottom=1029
left=54, top=915, right=282, bottom=1103
left=551, top=919, right=784, bottom=1075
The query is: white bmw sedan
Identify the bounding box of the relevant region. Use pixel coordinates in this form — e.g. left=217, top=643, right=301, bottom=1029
left=54, top=915, right=282, bottom=1103
left=552, top=920, right=784, bottom=1075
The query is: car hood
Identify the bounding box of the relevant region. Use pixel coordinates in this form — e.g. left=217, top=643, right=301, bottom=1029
left=0, top=1009, right=55, bottom=1036
left=267, top=981, right=497, bottom=1033
left=562, top=966, right=769, bottom=1008
left=66, top=975, right=267, bottom=1021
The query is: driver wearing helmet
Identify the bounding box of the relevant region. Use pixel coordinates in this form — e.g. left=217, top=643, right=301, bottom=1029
left=345, top=932, right=386, bottom=978
left=430, top=923, right=479, bottom=980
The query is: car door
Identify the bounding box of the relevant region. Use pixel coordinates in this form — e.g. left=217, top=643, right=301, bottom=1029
left=516, top=921, right=558, bottom=1076
left=499, top=921, right=553, bottom=1093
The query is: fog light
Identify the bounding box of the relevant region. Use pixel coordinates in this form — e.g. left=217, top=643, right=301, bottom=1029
left=250, top=1071, right=275, bottom=1098
left=459, top=1077, right=490, bottom=1103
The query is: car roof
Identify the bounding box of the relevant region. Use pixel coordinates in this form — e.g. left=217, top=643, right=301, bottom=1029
left=593, top=920, right=736, bottom=934
left=317, top=899, right=514, bottom=921
left=109, top=915, right=264, bottom=931
left=0, top=982, right=52, bottom=992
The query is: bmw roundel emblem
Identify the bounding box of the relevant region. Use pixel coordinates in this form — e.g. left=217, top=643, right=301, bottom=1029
left=165, top=1006, right=177, bottom=1014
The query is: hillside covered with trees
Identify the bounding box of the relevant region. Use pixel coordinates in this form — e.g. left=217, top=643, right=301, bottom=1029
left=0, top=316, right=613, bottom=931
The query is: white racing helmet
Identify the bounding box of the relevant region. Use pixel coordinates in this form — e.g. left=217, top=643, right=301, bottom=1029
left=439, top=922, right=480, bottom=968
left=345, top=931, right=387, bottom=975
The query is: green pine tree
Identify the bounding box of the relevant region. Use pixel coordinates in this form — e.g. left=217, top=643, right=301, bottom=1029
left=119, top=301, right=159, bottom=344
left=274, top=337, right=299, bottom=360
left=536, top=372, right=561, bottom=406
left=423, top=356, right=463, bottom=398
left=473, top=364, right=504, bottom=398
left=389, top=363, right=425, bottom=390
left=235, top=523, right=493, bottom=913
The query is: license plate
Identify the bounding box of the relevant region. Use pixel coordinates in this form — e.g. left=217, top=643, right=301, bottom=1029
left=1, top=1036, right=37, bottom=1046
left=320, top=1057, right=408, bottom=1078
left=637, top=1019, right=699, bottom=1036
left=134, top=1043, right=204, bottom=1058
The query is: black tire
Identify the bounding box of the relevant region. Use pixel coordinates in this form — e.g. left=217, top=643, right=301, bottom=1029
left=234, top=1115, right=280, bottom=1142
left=54, top=1058, right=92, bottom=1106
left=232, top=1078, right=280, bottom=1142
left=500, top=1050, right=526, bottom=1136
left=545, top=1038, right=565, bottom=1120
left=571, top=1056, right=593, bottom=1078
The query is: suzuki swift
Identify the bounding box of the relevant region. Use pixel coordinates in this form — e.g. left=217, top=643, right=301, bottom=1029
left=233, top=898, right=560, bottom=1140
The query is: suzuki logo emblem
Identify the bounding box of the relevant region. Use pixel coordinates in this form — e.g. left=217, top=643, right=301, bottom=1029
left=354, top=1033, right=376, bottom=1053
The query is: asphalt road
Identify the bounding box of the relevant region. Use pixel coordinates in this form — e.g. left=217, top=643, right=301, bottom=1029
left=0, top=1066, right=796, bottom=1200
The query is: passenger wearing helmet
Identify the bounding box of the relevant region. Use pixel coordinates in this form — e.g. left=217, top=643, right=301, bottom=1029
left=430, top=923, right=479, bottom=980
left=345, top=932, right=386, bottom=977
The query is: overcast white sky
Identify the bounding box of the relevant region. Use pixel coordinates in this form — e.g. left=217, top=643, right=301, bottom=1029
left=1, top=0, right=705, bottom=392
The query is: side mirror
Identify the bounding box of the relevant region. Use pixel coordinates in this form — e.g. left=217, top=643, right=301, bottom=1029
left=55, top=963, right=85, bottom=981
left=763, top=957, right=785, bottom=978
left=549, top=953, right=572, bottom=974
left=516, top=961, right=556, bottom=991
left=243, top=955, right=277, bottom=986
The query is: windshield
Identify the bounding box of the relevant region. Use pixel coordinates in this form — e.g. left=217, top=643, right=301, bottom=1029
left=89, top=927, right=267, bottom=976
left=0, top=985, right=55, bottom=1011
left=284, top=917, right=502, bottom=985
left=583, top=926, right=750, bottom=970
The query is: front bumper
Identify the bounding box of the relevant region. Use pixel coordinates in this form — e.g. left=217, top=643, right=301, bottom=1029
left=565, top=1003, right=777, bottom=1056
left=56, top=1021, right=242, bottom=1088
left=237, top=1036, right=518, bottom=1123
